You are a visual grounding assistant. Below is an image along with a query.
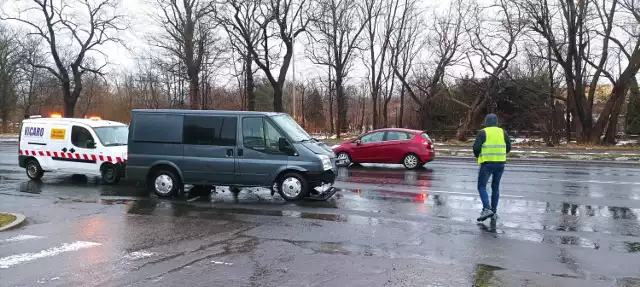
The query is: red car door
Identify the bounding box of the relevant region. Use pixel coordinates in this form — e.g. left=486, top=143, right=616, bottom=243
left=351, top=131, right=385, bottom=163
left=379, top=131, right=412, bottom=163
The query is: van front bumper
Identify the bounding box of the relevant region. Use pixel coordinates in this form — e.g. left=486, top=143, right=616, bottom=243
left=307, top=169, right=336, bottom=188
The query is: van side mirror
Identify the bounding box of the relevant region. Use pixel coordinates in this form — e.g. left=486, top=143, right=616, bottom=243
left=86, top=140, right=96, bottom=149
left=278, top=137, right=295, bottom=155
left=278, top=137, right=288, bottom=151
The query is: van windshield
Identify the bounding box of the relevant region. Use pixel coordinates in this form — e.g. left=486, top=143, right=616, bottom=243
left=94, top=126, right=128, bottom=146
left=271, top=114, right=311, bottom=142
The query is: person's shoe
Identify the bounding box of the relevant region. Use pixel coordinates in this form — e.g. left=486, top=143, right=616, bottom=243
left=477, top=208, right=494, bottom=222
left=491, top=213, right=499, bottom=221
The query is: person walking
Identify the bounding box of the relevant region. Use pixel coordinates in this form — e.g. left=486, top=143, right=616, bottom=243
left=473, top=114, right=511, bottom=222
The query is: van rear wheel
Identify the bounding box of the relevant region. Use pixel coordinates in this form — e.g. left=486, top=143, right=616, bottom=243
left=278, top=173, right=309, bottom=201
left=26, top=159, right=44, bottom=180
left=101, top=164, right=120, bottom=184
left=150, top=169, right=180, bottom=198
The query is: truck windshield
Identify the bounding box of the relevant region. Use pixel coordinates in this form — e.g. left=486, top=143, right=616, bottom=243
left=94, top=126, right=128, bottom=146
left=271, top=114, right=311, bottom=142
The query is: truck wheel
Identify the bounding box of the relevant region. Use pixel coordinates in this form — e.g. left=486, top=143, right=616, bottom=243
left=101, top=164, right=120, bottom=185
left=150, top=169, right=180, bottom=198
left=26, top=159, right=44, bottom=181
left=278, top=172, right=309, bottom=201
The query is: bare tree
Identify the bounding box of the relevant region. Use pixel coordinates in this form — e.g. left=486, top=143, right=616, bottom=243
left=150, top=0, right=218, bottom=110
left=1, top=0, right=126, bottom=117
left=454, top=0, right=526, bottom=140
left=307, top=0, right=369, bottom=137
left=592, top=0, right=640, bottom=143
left=217, top=0, right=261, bottom=110
left=392, top=0, right=469, bottom=130
left=516, top=0, right=639, bottom=142
left=0, top=26, right=21, bottom=132
left=18, top=37, right=48, bottom=118
left=388, top=0, right=421, bottom=128
left=247, top=0, right=313, bottom=112
left=362, top=0, right=398, bottom=128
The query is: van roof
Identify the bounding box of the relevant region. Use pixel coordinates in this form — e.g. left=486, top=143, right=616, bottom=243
left=132, top=109, right=285, bottom=117
left=22, top=117, right=127, bottom=128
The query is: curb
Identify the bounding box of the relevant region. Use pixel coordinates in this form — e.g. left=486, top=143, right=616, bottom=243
left=0, top=213, right=27, bottom=231
left=435, top=156, right=640, bottom=166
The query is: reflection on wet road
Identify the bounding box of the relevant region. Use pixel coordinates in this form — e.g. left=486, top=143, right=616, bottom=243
left=1, top=142, right=640, bottom=286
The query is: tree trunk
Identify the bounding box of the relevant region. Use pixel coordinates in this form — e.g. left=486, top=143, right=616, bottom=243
left=419, top=103, right=428, bottom=130
left=398, top=85, right=405, bottom=127
left=336, top=77, right=347, bottom=138
left=246, top=57, right=256, bottom=111
left=329, top=88, right=334, bottom=136
left=625, top=78, right=640, bottom=134
left=590, top=64, right=640, bottom=143
left=301, top=89, right=305, bottom=128
left=457, top=97, right=487, bottom=141
left=383, top=103, right=388, bottom=128
left=603, top=94, right=624, bottom=144
left=273, top=84, right=284, bottom=112
left=372, top=95, right=378, bottom=129
left=360, top=95, right=366, bottom=133
left=1, top=111, right=8, bottom=133
left=566, top=96, right=572, bottom=143
left=189, top=73, right=200, bottom=110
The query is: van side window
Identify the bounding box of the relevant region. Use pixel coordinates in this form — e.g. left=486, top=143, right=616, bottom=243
left=71, top=126, right=96, bottom=149
left=183, top=116, right=237, bottom=146
left=132, top=114, right=183, bottom=143
left=242, top=117, right=283, bottom=153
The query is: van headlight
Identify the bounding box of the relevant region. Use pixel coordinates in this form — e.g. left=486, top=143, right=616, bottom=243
left=318, top=155, right=332, bottom=170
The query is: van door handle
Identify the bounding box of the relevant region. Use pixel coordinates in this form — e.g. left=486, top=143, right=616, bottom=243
left=238, top=149, right=243, bottom=157
left=62, top=147, right=67, bottom=152
left=226, top=149, right=233, bottom=157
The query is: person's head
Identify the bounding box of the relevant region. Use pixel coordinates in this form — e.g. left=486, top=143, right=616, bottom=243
left=484, top=113, right=499, bottom=127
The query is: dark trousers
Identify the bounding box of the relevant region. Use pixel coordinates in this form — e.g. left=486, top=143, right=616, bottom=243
left=477, top=162, right=505, bottom=212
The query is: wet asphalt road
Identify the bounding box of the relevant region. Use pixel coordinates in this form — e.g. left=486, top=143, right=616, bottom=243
left=1, top=142, right=640, bottom=286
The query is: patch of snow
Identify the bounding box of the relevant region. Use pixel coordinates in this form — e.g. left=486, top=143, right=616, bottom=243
left=0, top=135, right=18, bottom=142
left=617, top=140, right=638, bottom=146
left=511, top=150, right=550, bottom=154
left=124, top=251, right=157, bottom=260
left=0, top=241, right=101, bottom=269
left=2, top=235, right=43, bottom=243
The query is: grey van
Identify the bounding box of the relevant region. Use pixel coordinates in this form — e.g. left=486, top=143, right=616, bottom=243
left=126, top=109, right=338, bottom=201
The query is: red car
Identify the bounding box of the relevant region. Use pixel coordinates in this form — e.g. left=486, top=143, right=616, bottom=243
left=332, top=128, right=435, bottom=169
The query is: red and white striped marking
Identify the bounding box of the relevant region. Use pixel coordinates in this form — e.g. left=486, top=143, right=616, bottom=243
left=18, top=149, right=124, bottom=164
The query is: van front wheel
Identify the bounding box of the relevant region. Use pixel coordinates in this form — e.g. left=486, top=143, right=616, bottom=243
left=26, top=159, right=44, bottom=180
left=150, top=170, right=180, bottom=197
left=278, top=173, right=309, bottom=201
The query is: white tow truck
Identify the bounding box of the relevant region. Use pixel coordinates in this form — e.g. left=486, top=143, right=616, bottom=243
left=18, top=114, right=128, bottom=184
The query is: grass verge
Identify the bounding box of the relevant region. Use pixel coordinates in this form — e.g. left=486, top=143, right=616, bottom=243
left=0, top=213, right=17, bottom=227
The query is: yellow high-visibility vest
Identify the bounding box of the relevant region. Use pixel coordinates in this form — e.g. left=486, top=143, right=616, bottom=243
left=478, top=126, right=507, bottom=164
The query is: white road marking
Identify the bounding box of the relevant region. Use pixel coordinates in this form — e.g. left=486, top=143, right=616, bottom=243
left=427, top=190, right=524, bottom=198
left=0, top=241, right=101, bottom=269
left=534, top=178, right=640, bottom=185
left=211, top=260, right=233, bottom=265
left=124, top=251, right=157, bottom=260
left=1, top=235, right=44, bottom=243
left=187, top=196, right=200, bottom=202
